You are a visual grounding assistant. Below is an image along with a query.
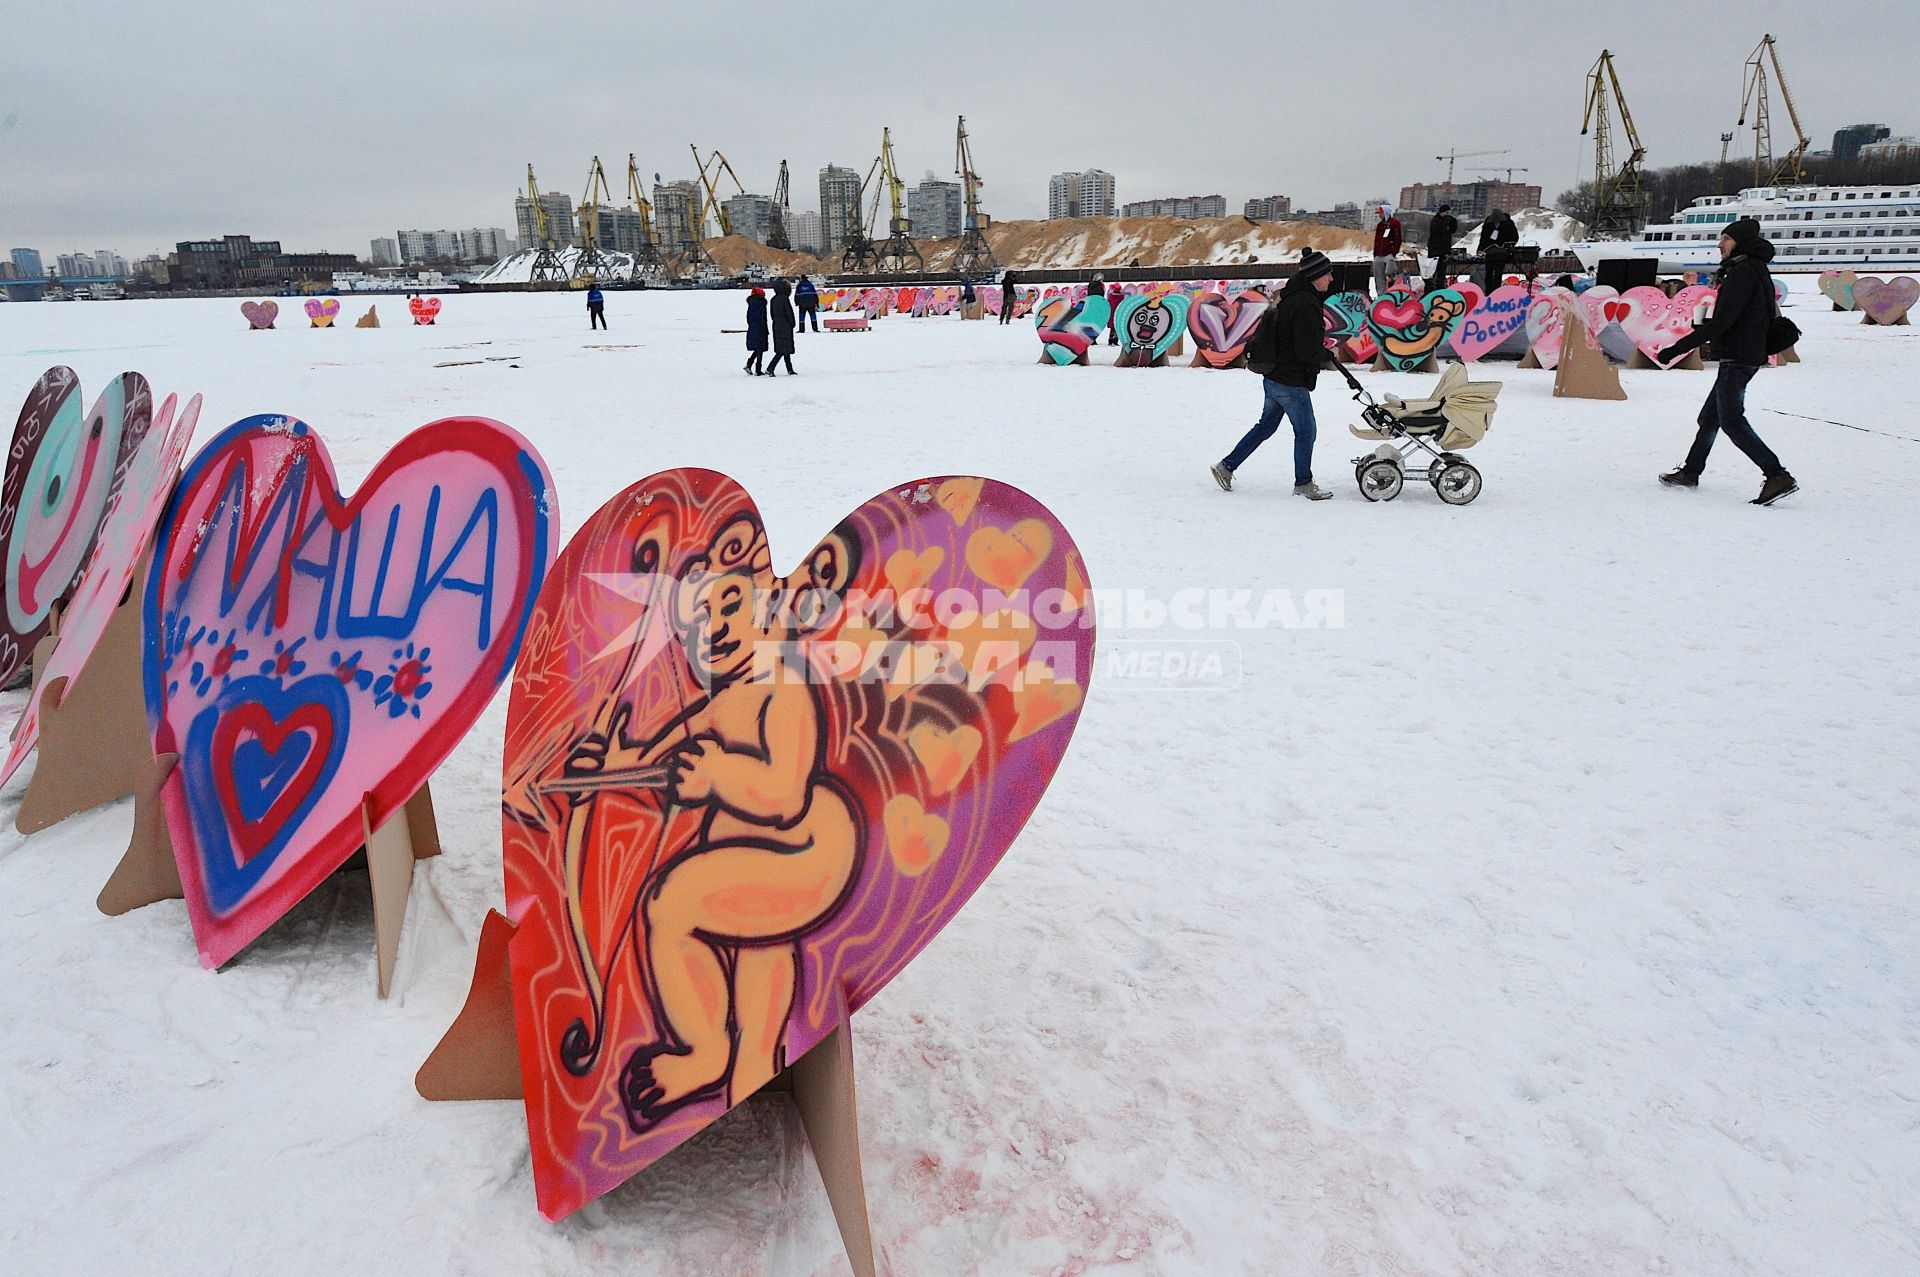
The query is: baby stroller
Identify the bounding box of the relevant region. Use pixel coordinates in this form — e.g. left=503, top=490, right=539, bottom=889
left=1338, top=362, right=1501, bottom=505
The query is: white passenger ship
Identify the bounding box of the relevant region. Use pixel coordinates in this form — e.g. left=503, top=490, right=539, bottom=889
left=1573, top=183, right=1920, bottom=274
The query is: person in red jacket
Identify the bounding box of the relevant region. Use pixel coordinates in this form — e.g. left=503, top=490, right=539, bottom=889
left=1371, top=204, right=1403, bottom=296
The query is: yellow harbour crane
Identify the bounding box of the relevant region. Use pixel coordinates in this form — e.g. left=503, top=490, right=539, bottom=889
left=872, top=126, right=924, bottom=275
left=573, top=155, right=616, bottom=285
left=1581, top=50, right=1650, bottom=239
left=691, top=144, right=749, bottom=237
left=525, top=162, right=567, bottom=285
left=625, top=153, right=664, bottom=280
left=1739, top=34, right=1810, bottom=187
left=953, top=115, right=997, bottom=277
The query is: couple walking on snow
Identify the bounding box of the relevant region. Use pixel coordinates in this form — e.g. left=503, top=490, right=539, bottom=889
left=745, top=277, right=820, bottom=376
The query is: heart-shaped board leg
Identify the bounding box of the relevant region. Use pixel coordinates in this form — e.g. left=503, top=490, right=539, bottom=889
left=99, top=753, right=185, bottom=915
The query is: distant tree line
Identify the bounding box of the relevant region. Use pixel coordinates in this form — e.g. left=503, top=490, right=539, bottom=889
left=1557, top=152, right=1920, bottom=226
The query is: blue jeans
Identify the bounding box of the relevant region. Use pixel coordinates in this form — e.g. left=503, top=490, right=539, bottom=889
left=1223, top=380, right=1317, bottom=486
left=1684, top=363, right=1783, bottom=478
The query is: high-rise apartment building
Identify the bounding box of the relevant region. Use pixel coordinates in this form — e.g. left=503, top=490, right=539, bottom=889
left=819, top=165, right=864, bottom=252
left=907, top=177, right=963, bottom=239
left=10, top=248, right=44, bottom=278
left=1244, top=195, right=1293, bottom=221
left=514, top=191, right=577, bottom=251
left=724, top=193, right=775, bottom=244
left=1048, top=169, right=1116, bottom=218
left=370, top=238, right=399, bottom=267
left=652, top=180, right=706, bottom=248
left=787, top=210, right=825, bottom=256
left=1120, top=194, right=1227, bottom=219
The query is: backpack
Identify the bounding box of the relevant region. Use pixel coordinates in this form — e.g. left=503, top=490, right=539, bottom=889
left=1244, top=302, right=1282, bottom=374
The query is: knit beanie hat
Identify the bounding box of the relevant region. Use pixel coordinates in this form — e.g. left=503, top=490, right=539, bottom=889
left=1725, top=217, right=1763, bottom=248
left=1297, top=248, right=1334, bottom=283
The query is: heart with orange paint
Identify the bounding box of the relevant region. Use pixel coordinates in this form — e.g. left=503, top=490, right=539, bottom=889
left=497, top=468, right=1096, bottom=1221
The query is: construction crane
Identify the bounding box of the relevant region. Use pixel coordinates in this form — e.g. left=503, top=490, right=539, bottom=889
left=624, top=153, right=664, bottom=281
left=839, top=153, right=882, bottom=273
left=872, top=127, right=925, bottom=275
left=1475, top=166, right=1531, bottom=184
left=952, top=115, right=997, bottom=277
left=1739, top=34, right=1810, bottom=188
left=1581, top=50, right=1651, bottom=239
left=573, top=155, right=616, bottom=285
left=1718, top=132, right=1735, bottom=189
left=768, top=160, right=791, bottom=251
left=1435, top=148, right=1508, bottom=183
left=524, top=162, right=567, bottom=285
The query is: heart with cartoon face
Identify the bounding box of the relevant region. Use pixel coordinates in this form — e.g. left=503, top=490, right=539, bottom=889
left=1114, top=292, right=1191, bottom=361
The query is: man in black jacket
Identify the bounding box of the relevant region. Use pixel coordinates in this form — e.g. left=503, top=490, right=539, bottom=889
left=1656, top=217, right=1798, bottom=505
left=1210, top=248, right=1338, bottom=499
left=1425, top=204, right=1459, bottom=295
left=1477, top=208, right=1519, bottom=296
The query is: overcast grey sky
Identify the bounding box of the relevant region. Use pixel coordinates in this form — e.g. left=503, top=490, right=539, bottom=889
left=5, top=0, right=1915, bottom=259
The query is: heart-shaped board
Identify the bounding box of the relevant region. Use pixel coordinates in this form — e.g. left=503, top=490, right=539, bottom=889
left=1034, top=292, right=1113, bottom=365
left=410, top=296, right=442, bottom=325
left=1524, top=288, right=1578, bottom=369
left=1854, top=276, right=1919, bottom=326
left=0, top=368, right=154, bottom=689
left=144, top=415, right=557, bottom=968
left=0, top=388, right=202, bottom=787
left=1366, top=289, right=1470, bottom=371
left=241, top=300, right=279, bottom=330
left=1190, top=290, right=1268, bottom=367
left=1818, top=270, right=1858, bottom=311
left=1113, top=292, right=1191, bottom=361
left=305, top=297, right=340, bottom=327
left=1616, top=285, right=1717, bottom=364
left=501, top=468, right=1095, bottom=1220
left=1449, top=284, right=1532, bottom=363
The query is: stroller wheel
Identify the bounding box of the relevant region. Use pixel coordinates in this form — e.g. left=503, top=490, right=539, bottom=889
left=1434, top=461, right=1482, bottom=505
left=1426, top=458, right=1446, bottom=485
left=1358, top=459, right=1404, bottom=502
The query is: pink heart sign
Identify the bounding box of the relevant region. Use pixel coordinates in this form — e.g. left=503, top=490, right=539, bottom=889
left=1523, top=288, right=1577, bottom=370
left=1617, top=285, right=1718, bottom=364
left=1854, top=276, right=1919, bottom=326
left=305, top=297, right=341, bottom=328
left=145, top=415, right=558, bottom=967
left=241, top=300, right=279, bottom=330
left=409, top=296, right=442, bottom=325
left=501, top=469, right=1094, bottom=1220
left=1449, top=284, right=1532, bottom=363
left=0, top=389, right=201, bottom=787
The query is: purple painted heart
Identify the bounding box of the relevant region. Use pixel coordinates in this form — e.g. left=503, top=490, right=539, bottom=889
left=1853, top=276, right=1918, bottom=326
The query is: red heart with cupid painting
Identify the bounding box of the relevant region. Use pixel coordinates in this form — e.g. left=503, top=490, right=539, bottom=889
left=500, top=468, right=1096, bottom=1221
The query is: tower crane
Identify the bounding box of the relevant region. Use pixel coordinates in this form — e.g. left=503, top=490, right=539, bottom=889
left=524, top=162, right=567, bottom=285
left=953, top=115, right=997, bottom=277
left=574, top=155, right=616, bottom=285
left=1739, top=34, right=1810, bottom=187
left=769, top=160, right=791, bottom=251
left=872, top=127, right=925, bottom=275
left=1435, top=148, right=1508, bottom=183
left=839, top=153, right=882, bottom=273
left=1581, top=50, right=1650, bottom=239
left=624, top=153, right=664, bottom=281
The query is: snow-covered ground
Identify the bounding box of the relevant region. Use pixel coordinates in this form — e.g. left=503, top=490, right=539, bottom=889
left=1, top=292, right=1917, bottom=1277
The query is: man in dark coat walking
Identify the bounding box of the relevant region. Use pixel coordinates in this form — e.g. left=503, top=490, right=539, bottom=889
left=1656, top=217, right=1798, bottom=505
left=587, top=284, right=607, bottom=330
left=794, top=276, right=820, bottom=332
left=999, top=270, right=1018, bottom=324
left=765, top=278, right=798, bottom=375
left=1425, top=203, right=1459, bottom=294
left=1210, top=248, right=1339, bottom=500
left=744, top=287, right=769, bottom=374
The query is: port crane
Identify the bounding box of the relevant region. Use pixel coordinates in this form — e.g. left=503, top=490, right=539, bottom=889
left=1581, top=50, right=1650, bottom=238
left=624, top=153, right=664, bottom=281
left=768, top=160, right=791, bottom=251
left=573, top=155, right=616, bottom=284
left=1739, top=34, right=1810, bottom=187
left=525, top=162, right=567, bottom=284
left=871, top=128, right=924, bottom=275
left=839, top=153, right=882, bottom=273
left=952, top=115, right=997, bottom=277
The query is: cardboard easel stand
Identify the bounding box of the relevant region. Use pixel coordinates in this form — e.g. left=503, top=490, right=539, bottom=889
left=100, top=756, right=442, bottom=998
left=16, top=553, right=154, bottom=834
left=416, top=913, right=881, bottom=1277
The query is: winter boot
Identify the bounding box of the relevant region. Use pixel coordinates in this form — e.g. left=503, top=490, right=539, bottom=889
left=1209, top=462, right=1234, bottom=492
left=1659, top=468, right=1698, bottom=488
left=1752, top=471, right=1799, bottom=506
left=1294, top=482, right=1333, bottom=501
